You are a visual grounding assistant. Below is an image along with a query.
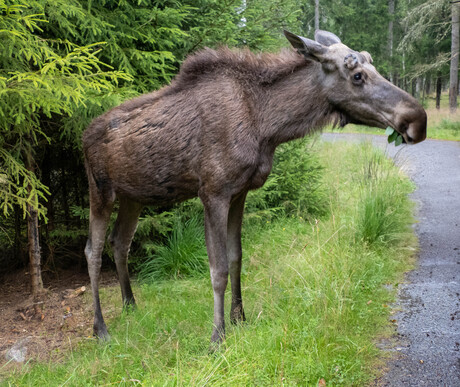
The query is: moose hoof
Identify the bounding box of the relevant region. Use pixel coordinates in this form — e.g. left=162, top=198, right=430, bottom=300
left=208, top=337, right=225, bottom=354
left=230, top=305, right=246, bottom=325
left=122, top=299, right=136, bottom=312
left=208, top=327, right=225, bottom=353
left=94, top=325, right=110, bottom=342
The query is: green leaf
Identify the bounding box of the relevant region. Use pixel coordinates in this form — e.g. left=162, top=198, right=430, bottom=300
left=385, top=126, right=395, bottom=136
left=388, top=131, right=398, bottom=143
left=395, top=135, right=403, bottom=146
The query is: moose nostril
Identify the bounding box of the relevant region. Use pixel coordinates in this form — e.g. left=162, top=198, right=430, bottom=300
left=405, top=117, right=427, bottom=144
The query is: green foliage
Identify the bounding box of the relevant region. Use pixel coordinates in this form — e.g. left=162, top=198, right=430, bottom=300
left=35, top=0, right=192, bottom=92
left=398, top=0, right=451, bottom=80
left=385, top=126, right=404, bottom=146
left=246, top=136, right=327, bottom=222
left=0, top=0, right=130, bottom=218
left=183, top=0, right=302, bottom=52
left=437, top=118, right=460, bottom=132
left=430, top=118, right=460, bottom=141
left=137, top=215, right=208, bottom=282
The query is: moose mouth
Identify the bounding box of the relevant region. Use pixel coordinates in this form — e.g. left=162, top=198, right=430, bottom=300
left=336, top=110, right=425, bottom=145
left=337, top=109, right=389, bottom=131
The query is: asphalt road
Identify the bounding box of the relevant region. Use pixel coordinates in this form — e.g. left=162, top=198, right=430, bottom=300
left=322, top=133, right=460, bottom=386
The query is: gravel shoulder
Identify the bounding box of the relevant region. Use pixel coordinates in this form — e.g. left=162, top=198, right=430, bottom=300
left=322, top=133, right=460, bottom=386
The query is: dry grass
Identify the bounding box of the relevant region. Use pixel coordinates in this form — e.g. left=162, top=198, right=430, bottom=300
left=426, top=107, right=460, bottom=126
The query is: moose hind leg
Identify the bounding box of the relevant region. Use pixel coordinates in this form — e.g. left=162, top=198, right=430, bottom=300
left=227, top=192, right=247, bottom=324
left=109, top=197, right=143, bottom=308
left=85, top=204, right=113, bottom=340
left=201, top=193, right=231, bottom=346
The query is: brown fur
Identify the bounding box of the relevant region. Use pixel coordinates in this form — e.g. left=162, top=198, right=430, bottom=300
left=83, top=48, right=334, bottom=211
left=82, top=37, right=426, bottom=345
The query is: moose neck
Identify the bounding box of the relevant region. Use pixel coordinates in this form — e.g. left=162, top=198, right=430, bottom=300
left=258, top=61, right=333, bottom=146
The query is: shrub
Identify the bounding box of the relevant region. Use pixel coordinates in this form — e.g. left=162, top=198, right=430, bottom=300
left=136, top=215, right=208, bottom=282
left=246, top=136, right=327, bottom=222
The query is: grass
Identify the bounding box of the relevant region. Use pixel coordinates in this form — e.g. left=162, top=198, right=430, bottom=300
left=3, top=141, right=417, bottom=386
left=328, top=92, right=460, bottom=141
left=137, top=215, right=208, bottom=282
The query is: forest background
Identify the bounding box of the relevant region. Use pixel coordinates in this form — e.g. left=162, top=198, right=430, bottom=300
left=0, top=0, right=458, bottom=296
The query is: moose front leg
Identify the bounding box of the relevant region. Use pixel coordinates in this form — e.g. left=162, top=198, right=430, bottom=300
left=227, top=192, right=247, bottom=324
left=201, top=194, right=230, bottom=346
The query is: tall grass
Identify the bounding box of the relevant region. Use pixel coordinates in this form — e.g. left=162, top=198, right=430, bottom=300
left=137, top=215, right=208, bottom=282
left=3, top=140, right=416, bottom=386
left=354, top=146, right=414, bottom=245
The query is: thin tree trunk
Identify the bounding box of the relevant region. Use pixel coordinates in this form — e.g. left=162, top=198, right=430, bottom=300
left=25, top=152, right=44, bottom=300
left=61, top=166, right=70, bottom=229
left=436, top=74, right=442, bottom=109
left=388, top=0, right=395, bottom=82
left=416, top=77, right=422, bottom=99
left=27, top=202, right=43, bottom=298
left=449, top=3, right=459, bottom=112
left=315, top=0, right=319, bottom=32
left=425, top=76, right=431, bottom=96
left=421, top=77, right=426, bottom=105
left=14, top=204, right=23, bottom=264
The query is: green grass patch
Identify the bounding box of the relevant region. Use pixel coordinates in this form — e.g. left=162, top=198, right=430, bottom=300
left=3, top=141, right=417, bottom=386
left=137, top=215, right=208, bottom=282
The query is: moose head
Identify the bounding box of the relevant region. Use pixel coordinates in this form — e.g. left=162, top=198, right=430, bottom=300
left=284, top=30, right=427, bottom=144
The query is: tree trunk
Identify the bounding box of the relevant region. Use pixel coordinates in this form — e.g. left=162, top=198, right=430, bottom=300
left=14, top=204, right=24, bottom=265
left=25, top=152, right=44, bottom=300
left=436, top=74, right=442, bottom=109
left=61, top=166, right=70, bottom=229
left=421, top=77, right=426, bottom=105
left=425, top=76, right=431, bottom=96
left=416, top=77, right=422, bottom=99
left=315, top=0, right=320, bottom=32
left=27, top=201, right=43, bottom=299
left=449, top=3, right=459, bottom=113
left=388, top=0, right=395, bottom=82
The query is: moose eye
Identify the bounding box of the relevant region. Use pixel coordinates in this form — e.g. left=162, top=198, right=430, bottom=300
left=353, top=72, right=362, bottom=81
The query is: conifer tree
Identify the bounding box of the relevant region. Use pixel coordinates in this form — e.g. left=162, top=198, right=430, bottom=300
left=0, top=0, right=130, bottom=297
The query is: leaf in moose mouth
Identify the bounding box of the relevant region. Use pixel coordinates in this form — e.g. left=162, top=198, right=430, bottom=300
left=385, top=126, right=403, bottom=146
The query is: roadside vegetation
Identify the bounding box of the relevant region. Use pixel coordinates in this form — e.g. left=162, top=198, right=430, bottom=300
left=4, top=139, right=417, bottom=386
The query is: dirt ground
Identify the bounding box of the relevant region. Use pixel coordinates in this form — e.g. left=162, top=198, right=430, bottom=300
left=0, top=268, right=117, bottom=374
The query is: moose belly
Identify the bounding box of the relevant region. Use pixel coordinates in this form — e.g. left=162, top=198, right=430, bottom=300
left=112, top=171, right=200, bottom=207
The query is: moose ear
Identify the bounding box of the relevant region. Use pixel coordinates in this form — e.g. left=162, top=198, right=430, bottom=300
left=284, top=30, right=327, bottom=62
left=360, top=51, right=373, bottom=64
left=314, top=30, right=341, bottom=47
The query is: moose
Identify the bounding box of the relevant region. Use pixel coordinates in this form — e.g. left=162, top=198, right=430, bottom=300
left=82, top=30, right=427, bottom=345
